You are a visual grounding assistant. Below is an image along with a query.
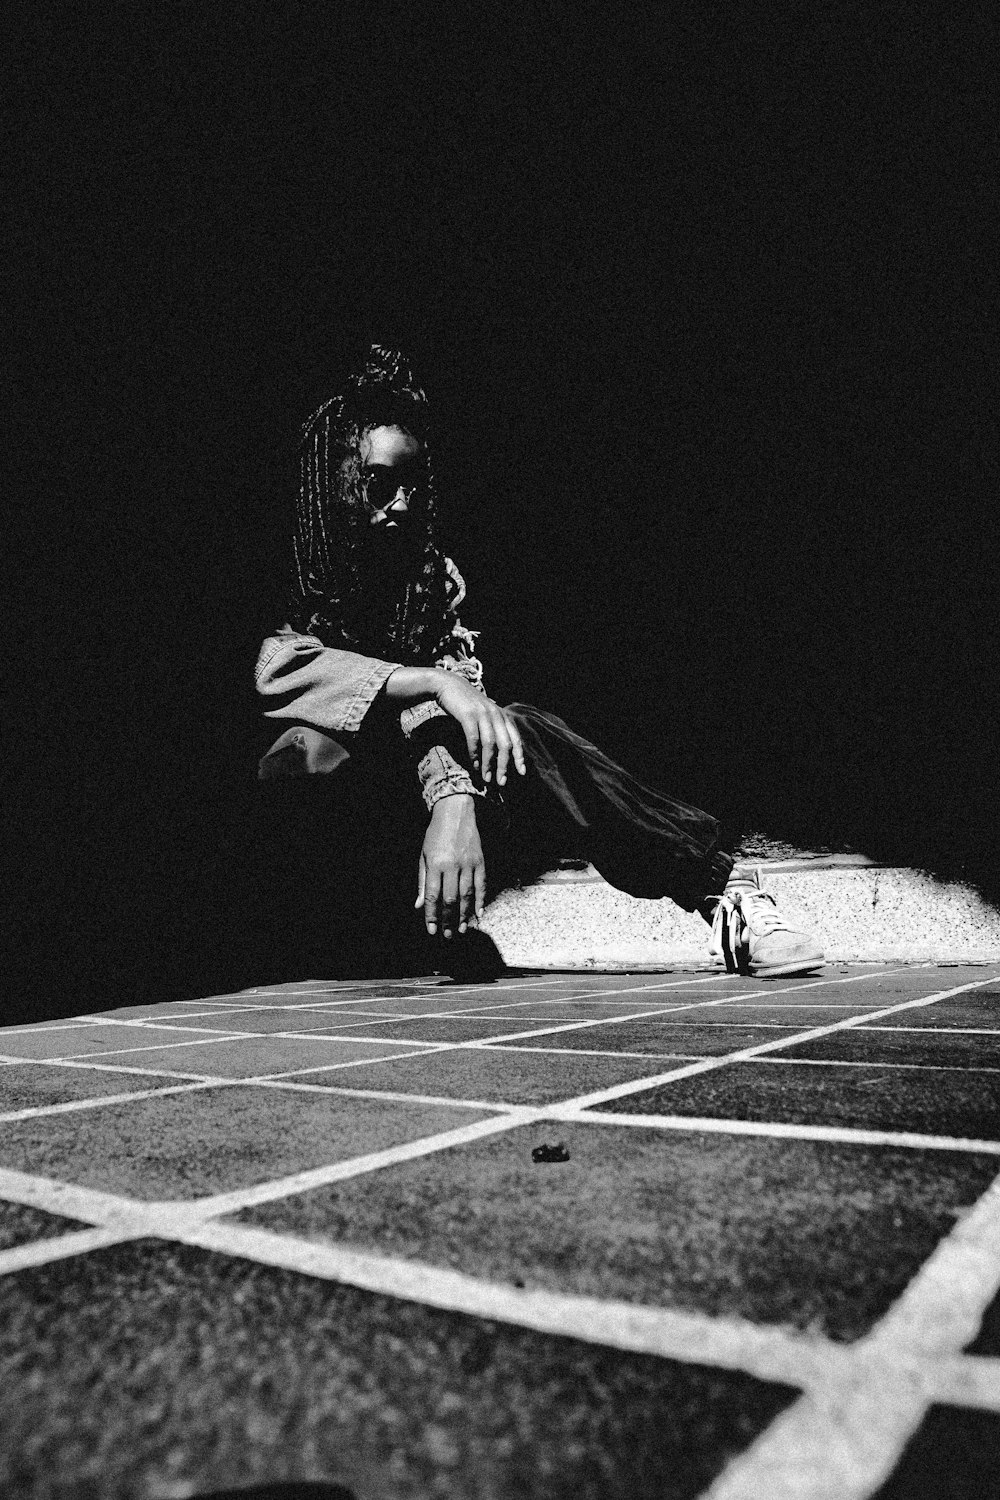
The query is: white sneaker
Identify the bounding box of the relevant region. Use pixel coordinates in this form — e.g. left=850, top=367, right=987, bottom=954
left=708, top=868, right=824, bottom=978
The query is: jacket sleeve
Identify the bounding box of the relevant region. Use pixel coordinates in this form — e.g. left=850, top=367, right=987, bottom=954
left=255, top=627, right=402, bottom=735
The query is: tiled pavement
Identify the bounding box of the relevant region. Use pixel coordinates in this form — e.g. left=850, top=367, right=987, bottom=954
left=2, top=964, right=1000, bottom=1498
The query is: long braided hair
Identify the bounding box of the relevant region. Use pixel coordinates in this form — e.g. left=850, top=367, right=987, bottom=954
left=286, top=345, right=456, bottom=663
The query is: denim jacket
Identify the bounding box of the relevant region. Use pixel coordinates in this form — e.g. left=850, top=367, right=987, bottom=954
left=255, top=558, right=485, bottom=809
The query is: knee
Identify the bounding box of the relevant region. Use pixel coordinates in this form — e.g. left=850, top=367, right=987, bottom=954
left=258, top=725, right=351, bottom=781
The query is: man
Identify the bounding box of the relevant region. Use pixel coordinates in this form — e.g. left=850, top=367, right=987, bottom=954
left=255, top=344, right=823, bottom=979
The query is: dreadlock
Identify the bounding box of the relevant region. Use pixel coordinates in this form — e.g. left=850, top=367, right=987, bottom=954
left=286, top=345, right=455, bottom=664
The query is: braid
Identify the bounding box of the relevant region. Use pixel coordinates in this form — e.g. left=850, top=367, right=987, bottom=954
left=286, top=346, right=454, bottom=663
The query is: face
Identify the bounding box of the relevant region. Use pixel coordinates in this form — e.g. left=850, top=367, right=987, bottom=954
left=357, top=425, right=423, bottom=532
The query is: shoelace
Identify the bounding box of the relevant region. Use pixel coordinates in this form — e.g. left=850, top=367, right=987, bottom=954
left=733, top=888, right=795, bottom=935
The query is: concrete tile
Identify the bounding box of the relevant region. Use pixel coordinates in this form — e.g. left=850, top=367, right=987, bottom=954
left=311, top=1016, right=568, bottom=1043
left=2, top=1018, right=105, bottom=1033
left=90, top=999, right=254, bottom=1019
left=676, top=1004, right=886, bottom=1024
left=595, top=1060, right=1000, bottom=1138
left=305, top=1048, right=675, bottom=1106
left=456, top=999, right=719, bottom=1021
left=79, top=1034, right=436, bottom=1078
left=783, top=1028, right=1000, bottom=1069
left=145, top=1007, right=402, bottom=1035
left=0, top=1064, right=174, bottom=1113
left=0, top=1023, right=212, bottom=1061
left=0, top=1200, right=88, bottom=1252
left=307, top=995, right=485, bottom=1016
left=0, top=1240, right=794, bottom=1500
left=512, top=1022, right=793, bottom=1056
left=0, top=1087, right=489, bottom=1200
left=237, top=1127, right=997, bottom=1341
left=859, top=992, right=1000, bottom=1029
left=872, top=1406, right=1000, bottom=1498
left=230, top=982, right=441, bottom=1008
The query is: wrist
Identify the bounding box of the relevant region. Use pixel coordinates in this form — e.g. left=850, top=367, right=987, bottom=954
left=384, top=665, right=442, bottom=704
left=430, top=792, right=475, bottom=821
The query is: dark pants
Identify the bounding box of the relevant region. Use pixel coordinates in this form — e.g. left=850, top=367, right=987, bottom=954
left=252, top=705, right=733, bottom=978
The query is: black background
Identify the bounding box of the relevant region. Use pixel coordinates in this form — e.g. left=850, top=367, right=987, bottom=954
left=8, top=3, right=998, bottom=1020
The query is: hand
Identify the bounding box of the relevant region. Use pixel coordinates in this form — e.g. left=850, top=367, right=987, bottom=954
left=431, top=674, right=527, bottom=788
left=415, top=794, right=486, bottom=938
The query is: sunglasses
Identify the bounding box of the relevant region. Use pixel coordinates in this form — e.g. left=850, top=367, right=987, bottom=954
left=360, top=462, right=421, bottom=513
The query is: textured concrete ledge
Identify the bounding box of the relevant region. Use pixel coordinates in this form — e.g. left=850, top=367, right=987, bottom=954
left=479, top=863, right=1000, bottom=968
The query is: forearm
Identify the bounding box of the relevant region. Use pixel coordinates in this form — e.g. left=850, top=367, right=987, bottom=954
left=382, top=665, right=445, bottom=705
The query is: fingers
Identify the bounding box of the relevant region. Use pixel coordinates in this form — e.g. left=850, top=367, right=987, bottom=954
left=477, top=714, right=496, bottom=784
left=459, top=712, right=481, bottom=776
left=423, top=864, right=442, bottom=937
left=453, top=698, right=527, bottom=788
left=458, top=869, right=475, bottom=933
left=440, top=869, right=460, bottom=940
left=414, top=856, right=426, bottom=911
left=490, top=706, right=513, bottom=787
left=503, top=711, right=527, bottom=777
left=473, top=862, right=487, bottom=922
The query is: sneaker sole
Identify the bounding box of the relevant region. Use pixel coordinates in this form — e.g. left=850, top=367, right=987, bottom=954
left=748, top=957, right=825, bottom=979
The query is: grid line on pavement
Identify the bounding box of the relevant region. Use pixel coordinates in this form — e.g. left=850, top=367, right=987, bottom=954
left=3, top=961, right=1000, bottom=1500
left=551, top=973, right=1000, bottom=1112
left=0, top=966, right=995, bottom=1135
left=703, top=1166, right=1000, bottom=1499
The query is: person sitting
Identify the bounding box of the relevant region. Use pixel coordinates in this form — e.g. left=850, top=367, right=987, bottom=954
left=254, top=343, right=823, bottom=980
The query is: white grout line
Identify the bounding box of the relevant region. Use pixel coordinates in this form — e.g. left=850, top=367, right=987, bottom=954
left=923, top=1355, right=1000, bottom=1412
left=0, top=1227, right=141, bottom=1276
left=484, top=1043, right=708, bottom=1061
left=543, top=1109, right=1000, bottom=1155
left=744, top=1056, right=1000, bottom=1076
left=178, top=1217, right=850, bottom=1392
left=174, top=1110, right=540, bottom=1219
left=0, top=974, right=814, bottom=1075
left=1, top=1023, right=104, bottom=1040
left=14, top=1032, right=445, bottom=1066
left=859, top=1025, right=1000, bottom=1036
left=4, top=1056, right=234, bottom=1082
left=0, top=1080, right=227, bottom=1125
left=207, top=975, right=609, bottom=1006
left=0, top=966, right=950, bottom=1136
left=0, top=1167, right=150, bottom=1224
left=250, top=1079, right=521, bottom=1113
left=704, top=1166, right=1000, bottom=1499
left=63, top=974, right=745, bottom=1040
left=0, top=969, right=936, bottom=1229
left=556, top=975, right=1000, bottom=1113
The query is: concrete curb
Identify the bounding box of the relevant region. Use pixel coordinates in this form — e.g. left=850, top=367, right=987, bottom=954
left=479, top=863, right=1000, bottom=968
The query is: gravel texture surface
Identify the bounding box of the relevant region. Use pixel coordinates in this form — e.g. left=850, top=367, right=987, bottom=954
left=304, top=1048, right=670, bottom=1105
left=64, top=1035, right=436, bottom=1079
left=598, top=1059, right=1000, bottom=1137
left=0, top=1200, right=88, bottom=1252
left=0, top=1240, right=795, bottom=1500
left=0, top=1088, right=493, bottom=1200
left=784, top=1028, right=1000, bottom=1068
left=511, top=1022, right=800, bottom=1055
left=871, top=1406, right=1000, bottom=1499
left=237, top=1126, right=997, bottom=1340
left=0, top=1063, right=171, bottom=1112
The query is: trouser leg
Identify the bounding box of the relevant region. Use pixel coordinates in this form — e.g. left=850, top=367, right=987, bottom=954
left=501, top=704, right=735, bottom=913
left=252, top=726, right=428, bottom=977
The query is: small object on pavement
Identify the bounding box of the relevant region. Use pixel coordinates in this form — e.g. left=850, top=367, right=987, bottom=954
left=532, top=1141, right=570, bottom=1163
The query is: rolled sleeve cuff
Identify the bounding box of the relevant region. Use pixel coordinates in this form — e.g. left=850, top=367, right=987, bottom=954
left=417, top=746, right=483, bottom=811
left=400, top=700, right=448, bottom=737
left=343, top=660, right=402, bottom=733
